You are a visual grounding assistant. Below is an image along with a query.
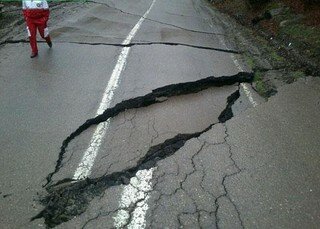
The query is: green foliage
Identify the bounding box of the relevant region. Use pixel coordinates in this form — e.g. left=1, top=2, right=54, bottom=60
left=245, top=54, right=255, bottom=69
left=255, top=81, right=267, bottom=96
left=253, top=70, right=262, bottom=82
left=281, top=24, right=320, bottom=44
left=292, top=70, right=305, bottom=79
left=253, top=71, right=268, bottom=97
left=278, top=23, right=320, bottom=59
left=270, top=51, right=285, bottom=63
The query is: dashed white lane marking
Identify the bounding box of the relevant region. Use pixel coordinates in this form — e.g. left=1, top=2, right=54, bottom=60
left=114, top=169, right=154, bottom=228
left=217, top=35, right=258, bottom=107
left=73, top=0, right=157, bottom=180
left=228, top=54, right=258, bottom=107
left=239, top=82, right=258, bottom=107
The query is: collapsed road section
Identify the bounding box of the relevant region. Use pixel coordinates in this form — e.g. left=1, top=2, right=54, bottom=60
left=45, top=72, right=253, bottom=186
left=32, top=72, right=253, bottom=227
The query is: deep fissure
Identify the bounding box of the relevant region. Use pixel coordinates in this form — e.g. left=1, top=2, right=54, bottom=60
left=32, top=73, right=252, bottom=228
left=45, top=72, right=253, bottom=186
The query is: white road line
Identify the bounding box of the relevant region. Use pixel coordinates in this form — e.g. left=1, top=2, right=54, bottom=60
left=239, top=83, right=258, bottom=107
left=228, top=54, right=258, bottom=107
left=217, top=35, right=258, bottom=107
left=114, top=169, right=154, bottom=228
left=73, top=0, right=157, bottom=180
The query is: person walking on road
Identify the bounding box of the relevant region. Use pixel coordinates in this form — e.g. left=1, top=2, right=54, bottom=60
left=22, top=0, right=52, bottom=58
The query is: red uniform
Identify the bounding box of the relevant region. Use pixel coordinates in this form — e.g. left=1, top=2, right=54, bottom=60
left=22, top=0, right=52, bottom=57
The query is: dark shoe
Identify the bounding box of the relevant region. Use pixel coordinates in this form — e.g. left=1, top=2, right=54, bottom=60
left=30, top=52, right=38, bottom=58
left=47, top=41, right=52, bottom=48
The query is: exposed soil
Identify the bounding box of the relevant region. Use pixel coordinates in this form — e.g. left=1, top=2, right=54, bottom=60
left=210, top=0, right=320, bottom=97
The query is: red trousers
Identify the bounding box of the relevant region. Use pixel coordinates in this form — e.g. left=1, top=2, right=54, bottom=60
left=23, top=10, right=51, bottom=54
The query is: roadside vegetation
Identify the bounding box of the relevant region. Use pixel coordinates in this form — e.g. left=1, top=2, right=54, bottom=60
left=1, top=0, right=318, bottom=97
left=211, top=0, right=320, bottom=97
left=212, top=0, right=320, bottom=62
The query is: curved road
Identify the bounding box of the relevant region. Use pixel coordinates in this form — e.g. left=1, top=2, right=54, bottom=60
left=0, top=0, right=319, bottom=228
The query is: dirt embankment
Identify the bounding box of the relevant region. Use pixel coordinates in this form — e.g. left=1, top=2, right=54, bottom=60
left=210, top=0, right=320, bottom=97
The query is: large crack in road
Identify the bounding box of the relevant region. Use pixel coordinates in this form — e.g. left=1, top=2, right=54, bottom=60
left=32, top=72, right=253, bottom=228
left=0, top=40, right=240, bottom=54
left=45, top=72, right=252, bottom=186
left=1, top=0, right=318, bottom=227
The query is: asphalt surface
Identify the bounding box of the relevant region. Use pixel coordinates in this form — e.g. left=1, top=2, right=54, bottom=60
left=0, top=0, right=319, bottom=228
left=0, top=42, right=119, bottom=226
left=225, top=77, right=320, bottom=228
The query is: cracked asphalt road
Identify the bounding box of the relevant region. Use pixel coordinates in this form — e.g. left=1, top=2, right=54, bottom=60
left=0, top=0, right=319, bottom=228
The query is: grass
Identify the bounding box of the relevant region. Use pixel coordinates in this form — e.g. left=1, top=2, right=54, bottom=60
left=245, top=54, right=255, bottom=69
left=253, top=71, right=268, bottom=97
left=270, top=50, right=285, bottom=63
left=280, top=24, right=320, bottom=44
left=213, top=0, right=320, bottom=54
left=292, top=70, right=305, bottom=79
left=279, top=23, right=320, bottom=59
